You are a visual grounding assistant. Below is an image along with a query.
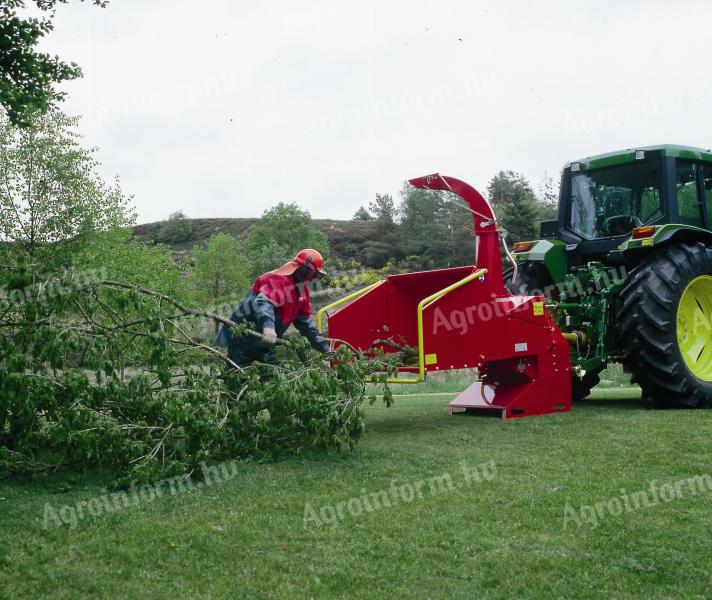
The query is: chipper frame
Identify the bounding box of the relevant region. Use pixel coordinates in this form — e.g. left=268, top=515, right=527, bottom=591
left=318, top=174, right=572, bottom=418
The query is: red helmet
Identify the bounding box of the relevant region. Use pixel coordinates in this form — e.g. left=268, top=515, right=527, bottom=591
left=294, top=249, right=326, bottom=275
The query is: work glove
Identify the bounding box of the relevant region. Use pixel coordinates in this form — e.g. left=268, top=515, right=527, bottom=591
left=262, top=327, right=278, bottom=346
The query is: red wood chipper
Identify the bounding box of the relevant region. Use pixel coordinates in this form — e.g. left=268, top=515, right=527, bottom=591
left=317, top=174, right=572, bottom=418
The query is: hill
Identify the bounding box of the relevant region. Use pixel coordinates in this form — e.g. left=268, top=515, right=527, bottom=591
left=132, top=217, right=390, bottom=265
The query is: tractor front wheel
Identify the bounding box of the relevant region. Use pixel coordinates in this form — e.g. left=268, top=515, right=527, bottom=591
left=617, top=242, right=712, bottom=408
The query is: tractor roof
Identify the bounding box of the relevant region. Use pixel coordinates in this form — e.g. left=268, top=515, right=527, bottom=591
left=564, top=144, right=712, bottom=171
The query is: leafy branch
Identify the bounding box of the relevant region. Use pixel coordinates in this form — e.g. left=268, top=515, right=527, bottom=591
left=0, top=273, right=392, bottom=486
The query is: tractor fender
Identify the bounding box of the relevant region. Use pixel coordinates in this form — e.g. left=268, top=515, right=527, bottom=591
left=512, top=239, right=568, bottom=283
left=617, top=224, right=712, bottom=254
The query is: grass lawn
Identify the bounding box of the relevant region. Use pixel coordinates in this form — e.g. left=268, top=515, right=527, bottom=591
left=2, top=387, right=712, bottom=599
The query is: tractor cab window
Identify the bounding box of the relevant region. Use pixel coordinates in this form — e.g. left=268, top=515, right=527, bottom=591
left=676, top=162, right=704, bottom=226
left=569, top=159, right=662, bottom=239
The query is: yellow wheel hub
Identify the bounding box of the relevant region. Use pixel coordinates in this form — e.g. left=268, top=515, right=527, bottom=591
left=677, top=275, right=712, bottom=381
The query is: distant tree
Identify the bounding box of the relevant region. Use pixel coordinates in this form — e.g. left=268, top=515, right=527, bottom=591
left=352, top=206, right=373, bottom=221
left=75, top=228, right=185, bottom=298
left=368, top=193, right=397, bottom=224
left=487, top=170, right=533, bottom=209
left=536, top=172, right=559, bottom=222
left=0, top=1, right=108, bottom=126
left=486, top=171, right=540, bottom=243
left=357, top=193, right=403, bottom=268
left=243, top=202, right=328, bottom=277
left=400, top=185, right=438, bottom=268
left=399, top=184, right=473, bottom=269
left=498, top=195, right=541, bottom=244
left=538, top=172, right=559, bottom=207
left=158, top=211, right=192, bottom=245
left=440, top=191, right=477, bottom=265
left=0, top=110, right=133, bottom=269
left=250, top=240, right=294, bottom=277
left=188, top=233, right=250, bottom=332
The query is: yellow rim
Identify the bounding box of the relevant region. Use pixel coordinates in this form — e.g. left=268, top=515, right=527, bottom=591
left=676, top=275, right=712, bottom=381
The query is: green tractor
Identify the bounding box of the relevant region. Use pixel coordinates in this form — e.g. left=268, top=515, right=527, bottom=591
left=508, top=145, right=712, bottom=407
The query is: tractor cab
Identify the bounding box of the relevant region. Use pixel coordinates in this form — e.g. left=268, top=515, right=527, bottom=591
left=522, top=145, right=712, bottom=271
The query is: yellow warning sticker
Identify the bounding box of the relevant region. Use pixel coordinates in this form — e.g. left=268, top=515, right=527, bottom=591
left=533, top=302, right=544, bottom=316
left=425, top=353, right=438, bottom=365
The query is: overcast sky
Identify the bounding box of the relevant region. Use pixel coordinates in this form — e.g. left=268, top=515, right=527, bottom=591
left=42, top=0, right=712, bottom=224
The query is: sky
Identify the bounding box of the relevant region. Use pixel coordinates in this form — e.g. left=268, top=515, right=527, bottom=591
left=41, top=0, right=712, bottom=224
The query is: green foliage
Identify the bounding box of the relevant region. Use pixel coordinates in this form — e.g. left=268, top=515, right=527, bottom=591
left=0, top=273, right=391, bottom=486
left=498, top=197, right=541, bottom=244
left=74, top=228, right=185, bottom=298
left=329, top=260, right=404, bottom=289
left=156, top=211, right=193, bottom=245
left=187, top=233, right=250, bottom=320
left=358, top=193, right=402, bottom=268
left=487, top=170, right=531, bottom=207
left=243, top=202, right=328, bottom=277
left=352, top=206, right=373, bottom=221
left=368, top=193, right=398, bottom=224
left=537, top=172, right=559, bottom=222
left=342, top=194, right=405, bottom=268
left=487, top=170, right=542, bottom=244
left=0, top=110, right=134, bottom=267
left=0, top=1, right=108, bottom=126
left=399, top=184, right=474, bottom=269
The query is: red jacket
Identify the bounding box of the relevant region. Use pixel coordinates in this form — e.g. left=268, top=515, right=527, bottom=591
left=251, top=273, right=311, bottom=325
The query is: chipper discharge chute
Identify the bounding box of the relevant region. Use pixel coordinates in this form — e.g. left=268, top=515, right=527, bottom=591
left=318, top=174, right=572, bottom=418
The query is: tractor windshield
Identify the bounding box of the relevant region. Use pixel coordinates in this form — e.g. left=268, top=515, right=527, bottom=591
left=569, top=159, right=663, bottom=238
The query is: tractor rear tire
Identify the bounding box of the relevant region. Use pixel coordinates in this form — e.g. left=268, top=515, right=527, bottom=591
left=617, top=242, right=712, bottom=408
left=505, top=261, right=555, bottom=298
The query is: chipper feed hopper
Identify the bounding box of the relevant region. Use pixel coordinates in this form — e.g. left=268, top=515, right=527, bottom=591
left=317, top=174, right=572, bottom=418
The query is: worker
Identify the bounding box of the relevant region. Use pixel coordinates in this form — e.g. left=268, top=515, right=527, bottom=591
left=216, top=249, right=330, bottom=368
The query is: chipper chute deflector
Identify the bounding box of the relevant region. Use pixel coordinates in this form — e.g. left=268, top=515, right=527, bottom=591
left=318, top=174, right=572, bottom=418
